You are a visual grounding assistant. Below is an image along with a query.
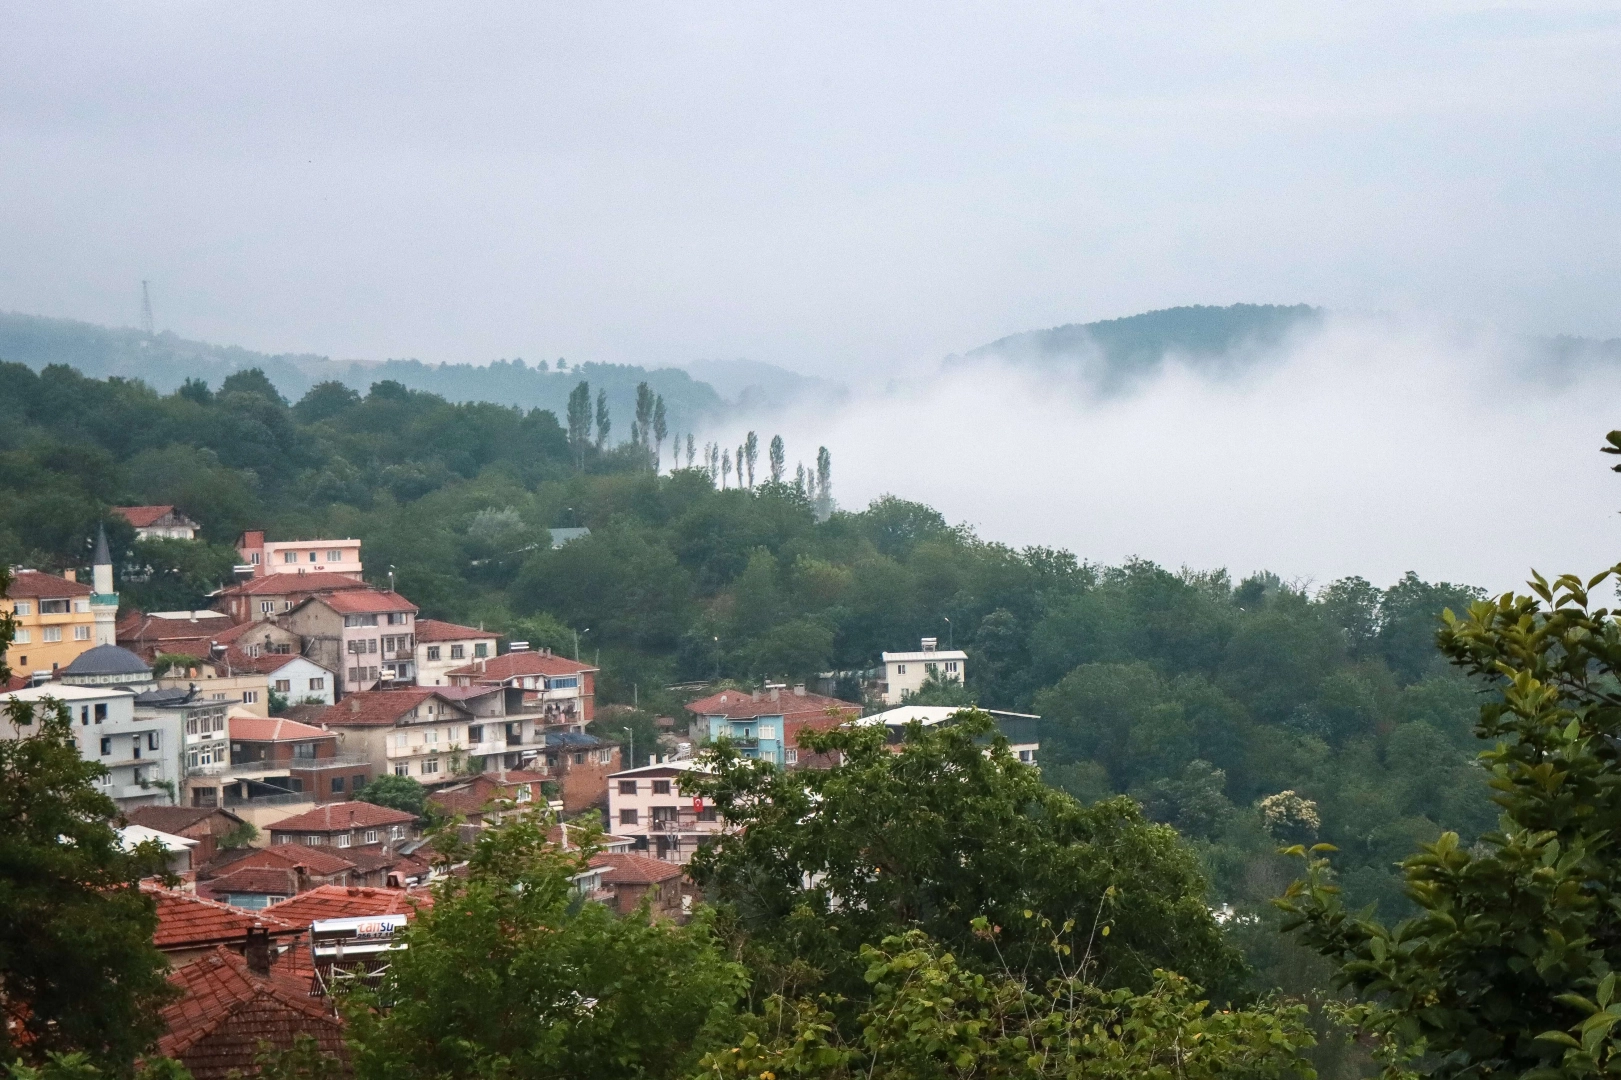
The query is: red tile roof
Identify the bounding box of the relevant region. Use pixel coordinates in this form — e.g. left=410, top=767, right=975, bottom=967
left=114, top=505, right=179, bottom=528
left=428, top=775, right=544, bottom=818
left=216, top=573, right=371, bottom=598
left=447, top=652, right=597, bottom=680
left=228, top=716, right=332, bottom=742
left=310, top=589, right=416, bottom=615
left=225, top=844, right=359, bottom=878
left=145, top=885, right=301, bottom=951
left=124, top=806, right=243, bottom=836
left=686, top=688, right=861, bottom=722
left=269, top=802, right=417, bottom=833
left=264, top=885, right=427, bottom=926
left=205, top=867, right=298, bottom=898
left=312, top=688, right=461, bottom=728
left=5, top=569, right=92, bottom=599
left=589, top=851, right=685, bottom=886
left=416, top=618, right=497, bottom=643
left=156, top=947, right=345, bottom=1080
left=216, top=650, right=317, bottom=675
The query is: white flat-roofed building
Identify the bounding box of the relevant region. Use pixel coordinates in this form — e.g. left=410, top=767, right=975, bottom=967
left=860, top=704, right=1040, bottom=765
left=0, top=683, right=185, bottom=810
left=878, top=637, right=968, bottom=705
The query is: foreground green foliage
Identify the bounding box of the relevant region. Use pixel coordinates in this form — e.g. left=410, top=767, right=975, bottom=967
left=1281, top=559, right=1621, bottom=1080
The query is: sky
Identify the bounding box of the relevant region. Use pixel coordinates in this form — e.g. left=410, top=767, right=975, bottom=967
left=1, top=2, right=1619, bottom=376
left=3, top=3, right=1620, bottom=590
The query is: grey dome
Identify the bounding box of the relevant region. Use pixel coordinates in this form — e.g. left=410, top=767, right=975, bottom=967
left=61, top=644, right=152, bottom=677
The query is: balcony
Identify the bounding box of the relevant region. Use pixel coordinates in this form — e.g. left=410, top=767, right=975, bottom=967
left=190, top=753, right=371, bottom=778
left=223, top=790, right=312, bottom=808
left=649, top=816, right=712, bottom=833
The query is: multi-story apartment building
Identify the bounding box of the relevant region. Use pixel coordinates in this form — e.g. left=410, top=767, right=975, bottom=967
left=606, top=761, right=723, bottom=863
left=878, top=637, right=968, bottom=704
left=445, top=647, right=597, bottom=726
left=3, top=569, right=96, bottom=678
left=415, top=619, right=498, bottom=686
left=267, top=801, right=418, bottom=848
left=0, top=683, right=185, bottom=811
left=317, top=688, right=475, bottom=784
left=278, top=589, right=418, bottom=693
left=213, top=572, right=370, bottom=625
left=114, top=505, right=201, bottom=541
left=686, top=684, right=860, bottom=767
left=236, top=531, right=363, bottom=579
left=183, top=716, right=373, bottom=812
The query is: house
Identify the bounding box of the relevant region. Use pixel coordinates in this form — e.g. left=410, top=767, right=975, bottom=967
left=311, top=688, right=474, bottom=784
left=268, top=802, right=420, bottom=849
left=183, top=715, right=373, bottom=812
left=261, top=884, right=428, bottom=927
left=146, top=883, right=304, bottom=968
left=0, top=683, right=184, bottom=812
left=427, top=770, right=550, bottom=827
left=588, top=852, right=690, bottom=919
left=860, top=704, right=1041, bottom=764
left=878, top=637, right=968, bottom=705
left=278, top=589, right=419, bottom=693
left=117, top=609, right=238, bottom=663
left=539, top=731, right=621, bottom=813
left=446, top=646, right=598, bottom=726
left=686, top=684, right=860, bottom=767
left=229, top=653, right=336, bottom=708
left=202, top=866, right=300, bottom=909
left=199, top=843, right=373, bottom=907
left=124, top=805, right=247, bottom=863
left=157, top=664, right=271, bottom=718
left=119, top=824, right=198, bottom=875
left=212, top=571, right=370, bottom=625
left=156, top=944, right=347, bottom=1080
left=236, top=531, right=363, bottom=580
left=606, top=761, right=723, bottom=864
left=114, top=505, right=201, bottom=541
left=3, top=569, right=97, bottom=677
left=415, top=618, right=498, bottom=686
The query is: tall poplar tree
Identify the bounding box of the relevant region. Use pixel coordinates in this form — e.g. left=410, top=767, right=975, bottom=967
left=652, top=396, right=668, bottom=472
left=594, top=389, right=611, bottom=449
left=743, top=431, right=758, bottom=489
left=565, top=381, right=591, bottom=469
left=768, top=434, right=785, bottom=483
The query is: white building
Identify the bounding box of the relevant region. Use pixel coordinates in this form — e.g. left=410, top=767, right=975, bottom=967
left=0, top=684, right=185, bottom=811
left=264, top=655, right=336, bottom=706
left=605, top=760, right=723, bottom=864
left=117, top=823, right=198, bottom=874
left=860, top=704, right=1040, bottom=765
left=414, top=619, right=499, bottom=687
left=878, top=637, right=968, bottom=705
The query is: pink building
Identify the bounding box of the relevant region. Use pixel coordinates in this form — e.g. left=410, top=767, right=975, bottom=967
left=278, top=590, right=418, bottom=694
left=236, top=531, right=363, bottom=579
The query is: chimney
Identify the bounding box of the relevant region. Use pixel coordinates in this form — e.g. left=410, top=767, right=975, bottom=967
left=63, top=569, right=76, bottom=583
left=244, top=926, right=271, bottom=976
left=751, top=689, right=760, bottom=702
left=769, top=687, right=779, bottom=702
left=350, top=698, right=360, bottom=713
left=921, top=637, right=937, bottom=652
left=793, top=684, right=806, bottom=696
left=293, top=864, right=310, bottom=894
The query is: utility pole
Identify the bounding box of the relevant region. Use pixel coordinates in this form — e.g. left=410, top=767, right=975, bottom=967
left=943, top=616, right=953, bottom=649
left=140, top=281, right=155, bottom=337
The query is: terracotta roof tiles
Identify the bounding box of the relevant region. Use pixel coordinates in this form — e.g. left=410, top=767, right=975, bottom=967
left=146, top=885, right=301, bottom=951
left=228, top=716, right=332, bottom=742
left=590, top=851, right=685, bottom=886
left=114, top=505, right=179, bottom=528
left=264, top=885, right=427, bottom=926
left=5, top=569, right=92, bottom=599
left=204, top=867, right=298, bottom=898
left=215, top=573, right=370, bottom=598
left=221, top=844, right=359, bottom=878
left=686, top=688, right=860, bottom=722
left=415, top=618, right=497, bottom=643
left=309, top=589, right=416, bottom=615
left=447, top=651, right=596, bottom=681
left=268, top=802, right=417, bottom=833
left=310, top=688, right=461, bottom=728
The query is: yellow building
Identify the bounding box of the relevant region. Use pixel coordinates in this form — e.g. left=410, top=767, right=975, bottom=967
left=4, top=569, right=98, bottom=678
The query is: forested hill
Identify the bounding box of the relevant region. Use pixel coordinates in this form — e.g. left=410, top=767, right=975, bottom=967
left=0, top=310, right=727, bottom=435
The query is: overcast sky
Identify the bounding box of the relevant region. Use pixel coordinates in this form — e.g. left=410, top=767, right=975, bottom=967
left=2, top=2, right=1619, bottom=376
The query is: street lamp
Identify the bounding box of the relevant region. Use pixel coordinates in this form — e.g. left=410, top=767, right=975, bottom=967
left=573, top=627, right=588, bottom=661
left=943, top=616, right=952, bottom=649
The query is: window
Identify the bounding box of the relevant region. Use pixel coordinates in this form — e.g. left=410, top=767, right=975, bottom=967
left=619, top=808, right=639, bottom=825
left=422, top=758, right=439, bottom=774
left=473, top=642, right=488, bottom=658
left=187, top=752, right=199, bottom=768
left=74, top=600, right=90, bottom=613
left=697, top=806, right=719, bottom=822
left=11, top=629, right=28, bottom=644
left=386, top=612, right=410, bottom=625
left=343, top=614, right=379, bottom=628
left=426, top=646, right=441, bottom=661
left=305, top=834, right=323, bottom=845
left=390, top=825, right=405, bottom=839
left=924, top=662, right=938, bottom=673
left=449, top=644, right=465, bottom=660
left=1018, top=749, right=1035, bottom=763
left=352, top=775, right=366, bottom=791
left=147, top=732, right=159, bottom=750
left=293, top=742, right=317, bottom=759
left=215, top=714, right=226, bottom=731
left=42, top=627, right=62, bottom=643
left=945, top=661, right=959, bottom=673
left=241, top=691, right=258, bottom=704
left=260, top=600, right=275, bottom=614
left=186, top=718, right=198, bottom=735
left=572, top=752, right=585, bottom=765
left=275, top=679, right=291, bottom=692
left=546, top=675, right=578, bottom=690
left=368, top=639, right=377, bottom=654
left=394, top=763, right=409, bottom=776
left=99, top=737, right=111, bottom=756
left=94, top=703, right=106, bottom=722
left=40, top=599, right=67, bottom=614
left=12, top=601, right=30, bottom=615
left=334, top=832, right=350, bottom=846
left=282, top=551, right=296, bottom=563
left=308, top=551, right=318, bottom=562
left=758, top=724, right=776, bottom=739
left=79, top=705, right=89, bottom=725
left=327, top=550, right=342, bottom=561
left=250, top=552, right=260, bottom=564
left=282, top=600, right=292, bottom=610
left=425, top=729, right=438, bottom=745
left=618, top=780, right=637, bottom=795
left=597, top=748, right=612, bottom=764
left=785, top=748, right=798, bottom=764
left=309, top=677, right=324, bottom=691
left=896, top=664, right=907, bottom=674
left=652, top=780, right=671, bottom=795
left=73, top=625, right=90, bottom=641
left=365, top=829, right=379, bottom=844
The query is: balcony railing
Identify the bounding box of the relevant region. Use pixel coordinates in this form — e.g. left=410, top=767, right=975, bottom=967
left=649, top=817, right=714, bottom=833
left=223, top=790, right=312, bottom=808
left=190, top=753, right=371, bottom=778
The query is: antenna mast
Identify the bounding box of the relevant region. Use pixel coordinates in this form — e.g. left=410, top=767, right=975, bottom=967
left=140, top=281, right=154, bottom=337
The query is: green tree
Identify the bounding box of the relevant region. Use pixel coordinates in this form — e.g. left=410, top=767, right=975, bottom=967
left=652, top=394, right=668, bottom=471
left=345, top=810, right=743, bottom=1080
left=769, top=434, right=785, bottom=483
left=1280, top=560, right=1621, bottom=1079
left=566, top=381, right=592, bottom=468
left=686, top=712, right=1245, bottom=1005
left=0, top=567, right=177, bottom=1073
left=595, top=387, right=611, bottom=449
left=354, top=774, right=426, bottom=817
